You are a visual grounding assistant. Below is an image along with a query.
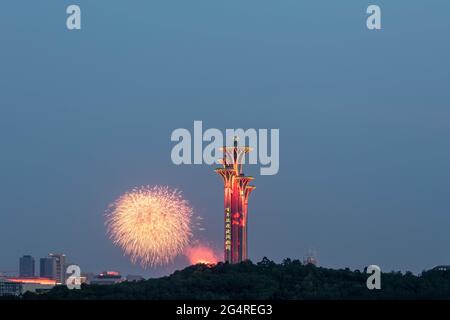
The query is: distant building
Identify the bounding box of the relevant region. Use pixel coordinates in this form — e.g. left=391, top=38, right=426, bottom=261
left=49, top=253, right=66, bottom=284
left=80, top=272, right=95, bottom=285
left=5, top=277, right=56, bottom=295
left=40, top=257, right=56, bottom=280
left=303, top=249, right=318, bottom=266
left=90, top=271, right=123, bottom=285
left=126, top=275, right=144, bottom=282
left=433, top=265, right=450, bottom=271
left=0, top=278, right=22, bottom=297
left=21, top=282, right=55, bottom=294
left=19, top=255, right=35, bottom=278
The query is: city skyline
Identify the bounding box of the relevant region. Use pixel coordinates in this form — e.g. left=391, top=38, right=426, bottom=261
left=4, top=253, right=144, bottom=281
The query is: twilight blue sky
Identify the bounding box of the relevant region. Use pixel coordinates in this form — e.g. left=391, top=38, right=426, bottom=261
left=0, top=1, right=449, bottom=277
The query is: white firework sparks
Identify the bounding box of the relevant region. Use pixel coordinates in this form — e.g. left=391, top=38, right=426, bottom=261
left=105, top=186, right=193, bottom=267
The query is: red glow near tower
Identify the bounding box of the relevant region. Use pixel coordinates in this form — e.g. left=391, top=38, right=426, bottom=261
left=215, top=137, right=255, bottom=263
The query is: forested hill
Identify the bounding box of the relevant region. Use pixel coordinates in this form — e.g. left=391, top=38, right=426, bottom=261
left=22, top=258, right=450, bottom=300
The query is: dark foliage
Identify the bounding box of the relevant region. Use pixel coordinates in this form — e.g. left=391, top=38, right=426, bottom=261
left=20, top=258, right=450, bottom=300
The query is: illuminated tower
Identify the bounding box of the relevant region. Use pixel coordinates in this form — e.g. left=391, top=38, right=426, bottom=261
left=303, top=249, right=318, bottom=266
left=215, top=137, right=255, bottom=263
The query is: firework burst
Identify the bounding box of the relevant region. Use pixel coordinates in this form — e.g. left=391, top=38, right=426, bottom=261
left=106, top=186, right=193, bottom=267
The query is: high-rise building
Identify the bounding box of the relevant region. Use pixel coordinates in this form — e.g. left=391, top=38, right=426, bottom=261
left=19, top=255, right=35, bottom=278
left=40, top=257, right=56, bottom=280
left=215, top=137, right=256, bottom=263
left=49, top=253, right=66, bottom=284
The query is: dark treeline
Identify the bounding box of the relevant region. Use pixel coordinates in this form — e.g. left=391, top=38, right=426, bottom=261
left=17, top=258, right=450, bottom=299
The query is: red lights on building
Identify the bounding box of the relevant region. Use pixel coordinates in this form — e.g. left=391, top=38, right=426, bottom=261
left=216, top=138, right=255, bottom=264
left=99, top=271, right=121, bottom=277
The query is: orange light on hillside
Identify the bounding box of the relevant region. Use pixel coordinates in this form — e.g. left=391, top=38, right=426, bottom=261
left=185, top=245, right=219, bottom=265
left=7, top=277, right=57, bottom=285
